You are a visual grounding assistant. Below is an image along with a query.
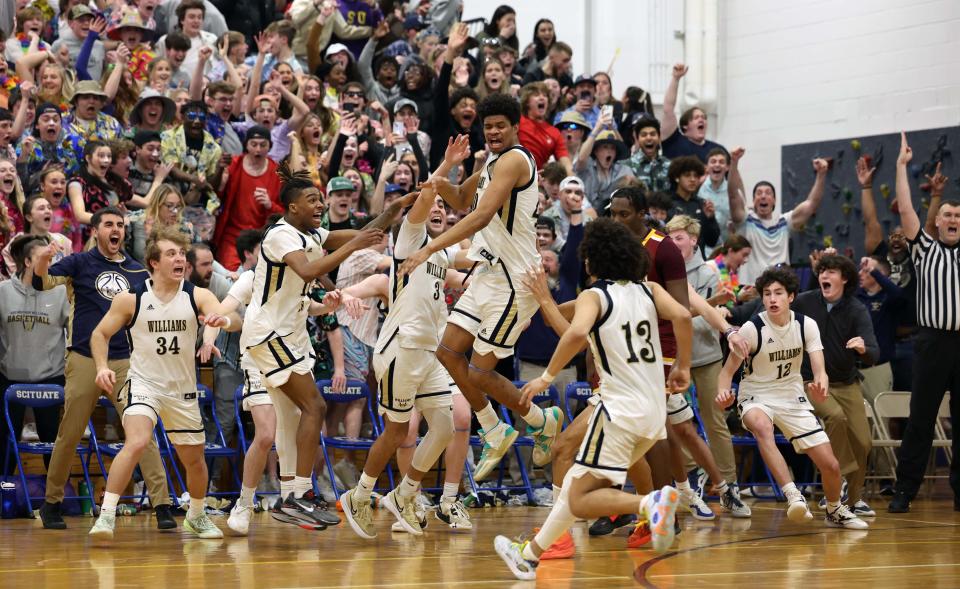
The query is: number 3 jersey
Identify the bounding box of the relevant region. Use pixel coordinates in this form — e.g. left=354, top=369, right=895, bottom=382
left=376, top=219, right=449, bottom=353
left=587, top=280, right=667, bottom=440
left=738, top=311, right=824, bottom=410
left=127, top=279, right=200, bottom=394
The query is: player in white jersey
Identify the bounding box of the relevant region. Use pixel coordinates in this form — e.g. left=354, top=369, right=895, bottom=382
left=239, top=168, right=407, bottom=526
left=199, top=269, right=352, bottom=534
left=87, top=228, right=242, bottom=542
left=494, top=219, right=693, bottom=581
left=399, top=101, right=563, bottom=482
left=716, top=267, right=868, bottom=530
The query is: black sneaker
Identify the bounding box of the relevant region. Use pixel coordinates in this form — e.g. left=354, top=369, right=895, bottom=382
left=303, top=490, right=341, bottom=526
left=888, top=491, right=911, bottom=513
left=39, top=501, right=66, bottom=529
left=280, top=492, right=328, bottom=528
left=588, top=514, right=636, bottom=536
left=155, top=504, right=177, bottom=530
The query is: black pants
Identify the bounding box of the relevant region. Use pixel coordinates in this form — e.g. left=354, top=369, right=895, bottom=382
left=894, top=328, right=960, bottom=498
left=0, top=374, right=66, bottom=476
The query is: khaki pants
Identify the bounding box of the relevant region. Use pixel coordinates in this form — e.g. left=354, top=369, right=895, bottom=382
left=691, top=361, right=737, bottom=483
left=860, top=362, right=893, bottom=403
left=45, top=351, right=172, bottom=506
left=810, top=380, right=872, bottom=504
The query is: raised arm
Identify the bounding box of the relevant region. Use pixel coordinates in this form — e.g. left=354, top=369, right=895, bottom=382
left=102, top=44, right=131, bottom=102
left=857, top=155, right=882, bottom=254
left=11, top=81, right=36, bottom=139
left=284, top=228, right=384, bottom=283
left=245, top=33, right=269, bottom=114
left=924, top=161, right=948, bottom=238
left=727, top=146, right=747, bottom=224
left=895, top=131, right=921, bottom=240
left=660, top=63, right=687, bottom=140
left=275, top=77, right=311, bottom=130
left=190, top=45, right=213, bottom=101
left=75, top=17, right=107, bottom=81
left=429, top=134, right=481, bottom=211
left=789, top=158, right=829, bottom=230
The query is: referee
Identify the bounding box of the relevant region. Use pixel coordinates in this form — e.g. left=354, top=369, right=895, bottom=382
left=889, top=132, right=960, bottom=513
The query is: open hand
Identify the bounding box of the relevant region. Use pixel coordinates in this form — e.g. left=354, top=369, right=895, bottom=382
left=856, top=156, right=876, bottom=188
left=196, top=342, right=221, bottom=363
left=806, top=380, right=828, bottom=403
left=926, top=161, right=948, bottom=196
left=715, top=388, right=736, bottom=409
left=397, top=247, right=430, bottom=277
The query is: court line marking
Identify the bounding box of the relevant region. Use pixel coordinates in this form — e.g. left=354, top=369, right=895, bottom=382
left=650, top=562, right=960, bottom=578
left=276, top=575, right=635, bottom=588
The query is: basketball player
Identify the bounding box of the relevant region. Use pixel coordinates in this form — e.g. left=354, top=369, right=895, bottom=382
left=715, top=267, right=868, bottom=529
left=398, top=112, right=564, bottom=481
left=240, top=167, right=405, bottom=525
left=199, top=271, right=355, bottom=534
left=495, top=218, right=692, bottom=581
left=87, top=228, right=242, bottom=541
left=340, top=185, right=475, bottom=538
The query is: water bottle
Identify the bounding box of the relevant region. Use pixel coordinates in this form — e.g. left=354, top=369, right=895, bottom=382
left=1, top=482, right=16, bottom=519
left=79, top=481, right=92, bottom=516
left=118, top=504, right=137, bottom=516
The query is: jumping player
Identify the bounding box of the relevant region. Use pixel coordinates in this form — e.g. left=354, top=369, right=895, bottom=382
left=88, top=228, right=242, bottom=541
left=715, top=267, right=868, bottom=529
left=494, top=218, right=693, bottom=580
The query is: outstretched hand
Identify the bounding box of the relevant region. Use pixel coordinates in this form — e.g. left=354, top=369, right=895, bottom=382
left=898, top=131, right=913, bottom=165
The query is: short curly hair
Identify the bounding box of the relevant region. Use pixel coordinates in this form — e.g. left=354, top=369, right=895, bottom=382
left=667, top=156, right=705, bottom=184
left=579, top=218, right=649, bottom=282
left=755, top=266, right=799, bottom=296
left=816, top=254, right=858, bottom=298
left=477, top=92, right=521, bottom=126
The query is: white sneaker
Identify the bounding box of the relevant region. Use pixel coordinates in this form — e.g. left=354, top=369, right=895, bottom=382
left=720, top=488, right=752, bottom=518
left=185, top=512, right=224, bottom=539
left=227, top=503, right=253, bottom=535
left=681, top=489, right=715, bottom=521
left=81, top=425, right=91, bottom=440
left=825, top=503, right=870, bottom=529
left=89, top=514, right=116, bottom=541
left=852, top=500, right=876, bottom=517
left=528, top=406, right=563, bottom=466
left=436, top=499, right=472, bottom=529
left=383, top=489, right=423, bottom=536
left=494, top=535, right=537, bottom=581
left=20, top=422, right=39, bottom=442
left=786, top=494, right=813, bottom=523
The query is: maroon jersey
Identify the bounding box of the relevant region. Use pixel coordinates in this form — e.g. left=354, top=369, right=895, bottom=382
left=641, top=228, right=687, bottom=362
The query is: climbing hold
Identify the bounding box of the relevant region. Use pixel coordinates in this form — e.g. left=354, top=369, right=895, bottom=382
left=823, top=235, right=833, bottom=248
left=879, top=183, right=891, bottom=199
left=843, top=188, right=853, bottom=201
left=815, top=222, right=824, bottom=235
left=836, top=224, right=850, bottom=237
left=851, top=139, right=861, bottom=151
left=841, top=203, right=853, bottom=215
left=921, top=198, right=929, bottom=209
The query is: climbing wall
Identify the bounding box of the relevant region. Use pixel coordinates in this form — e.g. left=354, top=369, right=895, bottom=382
left=781, top=127, right=959, bottom=264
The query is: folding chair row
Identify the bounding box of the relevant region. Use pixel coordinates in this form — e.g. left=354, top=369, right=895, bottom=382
left=867, top=391, right=952, bottom=486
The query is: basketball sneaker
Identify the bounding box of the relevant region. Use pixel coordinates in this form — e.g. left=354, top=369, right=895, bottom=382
left=185, top=512, right=224, bottom=539
left=528, top=406, right=563, bottom=466
left=817, top=479, right=849, bottom=510
left=89, top=514, right=116, bottom=540
left=720, top=488, right=752, bottom=518
left=825, top=504, right=869, bottom=529
left=681, top=489, right=715, bottom=521
left=539, top=530, right=575, bottom=559
left=436, top=499, right=472, bottom=530
left=279, top=492, right=329, bottom=529
left=494, top=536, right=538, bottom=581
left=383, top=489, right=423, bottom=536
left=785, top=493, right=813, bottom=523
left=627, top=521, right=652, bottom=548
left=341, top=488, right=377, bottom=540
left=852, top=500, right=876, bottom=517
left=644, top=486, right=680, bottom=554
left=474, top=422, right=519, bottom=481
left=391, top=496, right=428, bottom=533
left=302, top=490, right=341, bottom=526
left=588, top=514, right=636, bottom=536
left=227, top=503, right=253, bottom=535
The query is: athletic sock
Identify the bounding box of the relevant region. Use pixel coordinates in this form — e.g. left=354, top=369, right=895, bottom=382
left=100, top=491, right=119, bottom=517
left=188, top=496, right=205, bottom=519
left=441, top=482, right=459, bottom=503
left=676, top=480, right=692, bottom=494
left=280, top=479, right=294, bottom=499
left=293, top=476, right=312, bottom=499
left=523, top=405, right=545, bottom=429
left=826, top=500, right=842, bottom=513
left=354, top=472, right=377, bottom=501
left=238, top=485, right=256, bottom=507
left=521, top=542, right=540, bottom=562
left=397, top=475, right=419, bottom=498
left=640, top=492, right=655, bottom=518
left=714, top=480, right=729, bottom=495
left=476, top=403, right=499, bottom=432
left=552, top=484, right=561, bottom=504
left=781, top=482, right=799, bottom=498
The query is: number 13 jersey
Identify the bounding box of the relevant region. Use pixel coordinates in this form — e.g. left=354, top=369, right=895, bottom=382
left=587, top=280, right=667, bottom=440
left=127, top=279, right=200, bottom=394
left=737, top=311, right=823, bottom=410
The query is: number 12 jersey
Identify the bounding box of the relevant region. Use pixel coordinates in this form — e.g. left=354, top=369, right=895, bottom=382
left=738, top=311, right=823, bottom=410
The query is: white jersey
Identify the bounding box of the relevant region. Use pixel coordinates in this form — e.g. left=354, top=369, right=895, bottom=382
left=587, top=280, right=667, bottom=440
left=227, top=269, right=255, bottom=307
left=127, top=279, right=200, bottom=394
left=241, top=220, right=329, bottom=349
left=466, top=145, right=541, bottom=277
left=738, top=310, right=823, bottom=409
left=376, top=219, right=449, bottom=353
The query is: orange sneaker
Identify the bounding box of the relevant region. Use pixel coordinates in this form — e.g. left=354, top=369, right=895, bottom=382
left=627, top=521, right=651, bottom=548
left=539, top=529, right=575, bottom=560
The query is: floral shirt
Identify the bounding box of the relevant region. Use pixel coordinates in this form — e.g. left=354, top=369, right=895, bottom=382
left=69, top=173, right=127, bottom=241
left=308, top=286, right=340, bottom=379
left=63, top=112, right=124, bottom=162
left=128, top=45, right=156, bottom=82
left=628, top=150, right=672, bottom=193
left=16, top=133, right=80, bottom=178
left=159, top=126, right=223, bottom=214
left=50, top=199, right=83, bottom=253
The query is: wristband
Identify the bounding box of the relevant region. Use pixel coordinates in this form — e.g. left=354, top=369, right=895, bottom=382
left=540, top=370, right=555, bottom=384
left=220, top=315, right=232, bottom=330
left=862, top=184, right=872, bottom=189
left=723, top=326, right=738, bottom=339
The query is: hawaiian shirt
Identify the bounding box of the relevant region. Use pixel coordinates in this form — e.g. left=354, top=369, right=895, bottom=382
left=63, top=111, right=124, bottom=162
left=128, top=45, right=156, bottom=82
left=159, top=125, right=223, bottom=214
left=628, top=150, right=672, bottom=193
left=16, top=132, right=80, bottom=178
left=308, top=286, right=340, bottom=379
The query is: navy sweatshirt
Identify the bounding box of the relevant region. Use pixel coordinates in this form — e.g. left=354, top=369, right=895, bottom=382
left=856, top=269, right=906, bottom=365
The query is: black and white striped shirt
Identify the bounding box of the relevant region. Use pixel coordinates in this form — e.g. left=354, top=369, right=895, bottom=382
left=911, top=230, right=960, bottom=331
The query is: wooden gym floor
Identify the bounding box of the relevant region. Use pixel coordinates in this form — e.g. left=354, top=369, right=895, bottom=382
left=2, top=498, right=959, bottom=588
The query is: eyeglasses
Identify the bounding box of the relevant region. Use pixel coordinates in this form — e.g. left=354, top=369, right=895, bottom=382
left=558, top=124, right=581, bottom=131
left=343, top=91, right=364, bottom=98
left=162, top=202, right=182, bottom=211
left=185, top=110, right=206, bottom=121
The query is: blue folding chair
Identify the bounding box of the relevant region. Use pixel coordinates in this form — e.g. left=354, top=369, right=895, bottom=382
left=92, top=396, right=183, bottom=505
left=317, top=379, right=393, bottom=498
left=192, top=384, right=242, bottom=497
left=3, top=384, right=96, bottom=515
left=563, top=381, right=595, bottom=421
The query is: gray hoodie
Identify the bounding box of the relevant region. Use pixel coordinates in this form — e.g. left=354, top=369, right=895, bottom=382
left=685, top=251, right=723, bottom=367
left=0, top=277, right=69, bottom=381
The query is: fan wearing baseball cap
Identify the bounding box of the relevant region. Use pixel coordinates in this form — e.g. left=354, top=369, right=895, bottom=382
left=541, top=176, right=595, bottom=244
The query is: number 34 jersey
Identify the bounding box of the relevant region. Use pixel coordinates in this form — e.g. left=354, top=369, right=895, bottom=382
left=587, top=280, right=667, bottom=440
left=127, top=279, right=200, bottom=395
left=737, top=311, right=824, bottom=410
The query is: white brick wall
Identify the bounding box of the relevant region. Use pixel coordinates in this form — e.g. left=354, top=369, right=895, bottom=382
left=717, top=0, right=960, bottom=195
